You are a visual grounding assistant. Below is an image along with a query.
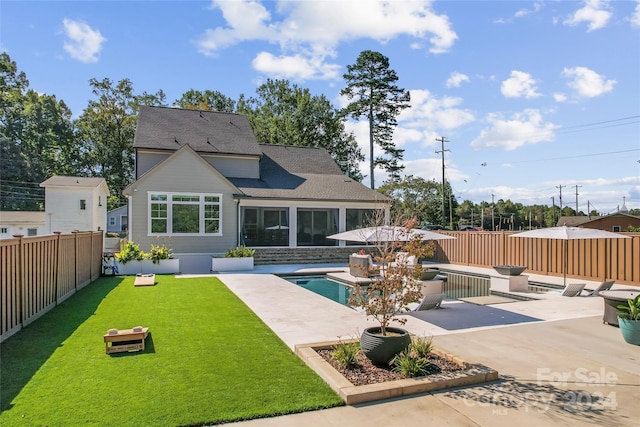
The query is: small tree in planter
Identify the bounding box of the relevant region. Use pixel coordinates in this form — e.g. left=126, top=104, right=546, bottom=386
left=348, top=217, right=436, bottom=365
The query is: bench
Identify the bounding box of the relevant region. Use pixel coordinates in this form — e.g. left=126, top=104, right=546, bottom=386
left=103, top=327, right=149, bottom=354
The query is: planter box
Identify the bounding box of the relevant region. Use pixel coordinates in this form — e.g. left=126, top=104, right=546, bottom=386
left=117, top=259, right=179, bottom=275
left=211, top=257, right=254, bottom=272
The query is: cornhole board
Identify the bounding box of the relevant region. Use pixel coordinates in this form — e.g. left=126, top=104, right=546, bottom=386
left=103, top=327, right=149, bottom=354
left=134, top=273, right=155, bottom=287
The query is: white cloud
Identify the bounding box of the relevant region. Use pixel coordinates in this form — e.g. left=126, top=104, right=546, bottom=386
left=553, top=93, right=568, bottom=102
left=62, top=18, right=106, bottom=63
left=196, top=0, right=457, bottom=81
left=252, top=52, right=340, bottom=80
left=400, top=89, right=475, bottom=133
left=515, top=2, right=543, bottom=18
left=445, top=72, right=470, bottom=88
left=564, top=0, right=612, bottom=31
left=562, top=66, right=616, bottom=98
left=470, top=109, right=558, bottom=150
left=630, top=0, right=640, bottom=27
left=501, top=71, right=541, bottom=99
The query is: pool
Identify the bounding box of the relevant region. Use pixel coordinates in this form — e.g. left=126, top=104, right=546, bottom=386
left=284, top=275, right=355, bottom=306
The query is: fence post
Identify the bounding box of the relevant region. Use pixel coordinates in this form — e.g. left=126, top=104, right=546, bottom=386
left=13, top=235, right=25, bottom=327
left=53, top=232, right=61, bottom=303
left=73, top=231, right=79, bottom=290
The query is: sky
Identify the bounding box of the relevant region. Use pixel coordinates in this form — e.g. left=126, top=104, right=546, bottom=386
left=2, top=0, right=640, bottom=215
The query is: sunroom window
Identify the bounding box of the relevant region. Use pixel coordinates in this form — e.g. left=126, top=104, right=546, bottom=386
left=148, top=192, right=222, bottom=235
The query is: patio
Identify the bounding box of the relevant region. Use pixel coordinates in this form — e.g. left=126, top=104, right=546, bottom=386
left=208, top=264, right=639, bottom=427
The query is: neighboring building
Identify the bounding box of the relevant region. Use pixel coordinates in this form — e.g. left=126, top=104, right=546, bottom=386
left=580, top=212, right=640, bottom=232
left=123, top=106, right=389, bottom=270
left=107, top=205, right=128, bottom=234
left=556, top=216, right=592, bottom=227
left=40, top=176, right=110, bottom=234
left=0, top=211, right=46, bottom=238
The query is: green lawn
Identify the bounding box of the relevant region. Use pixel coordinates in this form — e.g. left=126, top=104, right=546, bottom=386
left=0, top=275, right=343, bottom=426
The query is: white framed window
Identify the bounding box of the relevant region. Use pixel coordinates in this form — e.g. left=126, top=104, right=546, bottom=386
left=148, top=192, right=222, bottom=236
left=0, top=227, right=7, bottom=234
left=109, top=217, right=116, bottom=226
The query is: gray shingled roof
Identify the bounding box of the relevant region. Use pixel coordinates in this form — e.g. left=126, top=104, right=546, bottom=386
left=134, top=106, right=262, bottom=156
left=229, top=145, right=389, bottom=203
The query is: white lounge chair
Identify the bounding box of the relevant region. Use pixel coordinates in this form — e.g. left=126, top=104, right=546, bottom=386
left=586, top=280, right=614, bottom=296
left=414, top=293, right=444, bottom=311
left=561, top=283, right=586, bottom=297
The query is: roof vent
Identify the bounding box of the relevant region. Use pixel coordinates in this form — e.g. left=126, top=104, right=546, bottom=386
left=174, top=137, right=179, bottom=144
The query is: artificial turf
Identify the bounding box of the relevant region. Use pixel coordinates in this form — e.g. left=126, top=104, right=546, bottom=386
left=0, top=275, right=343, bottom=426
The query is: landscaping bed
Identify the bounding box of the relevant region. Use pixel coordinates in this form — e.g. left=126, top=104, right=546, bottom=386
left=296, top=339, right=499, bottom=405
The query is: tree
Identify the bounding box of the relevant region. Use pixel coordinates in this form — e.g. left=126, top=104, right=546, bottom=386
left=237, top=79, right=363, bottom=180
left=75, top=78, right=164, bottom=210
left=0, top=53, right=77, bottom=210
left=341, top=50, right=410, bottom=188
left=174, top=89, right=235, bottom=112
left=377, top=176, right=443, bottom=226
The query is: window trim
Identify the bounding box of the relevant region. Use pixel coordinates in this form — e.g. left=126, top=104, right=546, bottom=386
left=147, top=191, right=223, bottom=236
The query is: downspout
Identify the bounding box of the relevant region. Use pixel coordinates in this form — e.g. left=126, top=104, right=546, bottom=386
left=234, top=197, right=240, bottom=247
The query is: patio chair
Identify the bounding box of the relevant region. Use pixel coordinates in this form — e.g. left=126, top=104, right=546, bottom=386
left=561, top=282, right=586, bottom=297
left=586, top=280, right=614, bottom=296
left=414, top=293, right=444, bottom=311
left=349, top=254, right=380, bottom=278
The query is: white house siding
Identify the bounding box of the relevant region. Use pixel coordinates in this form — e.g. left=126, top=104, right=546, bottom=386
left=127, top=147, right=239, bottom=254
left=201, top=154, right=260, bottom=179
left=45, top=187, right=105, bottom=234
left=0, top=212, right=47, bottom=238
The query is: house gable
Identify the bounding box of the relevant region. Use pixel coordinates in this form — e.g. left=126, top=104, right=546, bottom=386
left=134, top=106, right=262, bottom=179
left=123, top=144, right=241, bottom=254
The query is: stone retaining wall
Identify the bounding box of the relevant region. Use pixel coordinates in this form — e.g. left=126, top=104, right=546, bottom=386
left=253, top=246, right=369, bottom=265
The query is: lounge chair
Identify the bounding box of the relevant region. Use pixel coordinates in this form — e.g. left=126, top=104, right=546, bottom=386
left=586, top=280, right=614, bottom=296
left=349, top=254, right=380, bottom=278
left=561, top=283, right=586, bottom=297
left=414, top=293, right=444, bottom=311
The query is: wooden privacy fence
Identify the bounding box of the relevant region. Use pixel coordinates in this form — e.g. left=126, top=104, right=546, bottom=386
left=0, top=231, right=103, bottom=342
left=433, top=231, right=639, bottom=286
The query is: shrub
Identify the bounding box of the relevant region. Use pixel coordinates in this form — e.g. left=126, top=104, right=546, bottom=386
left=116, top=241, right=144, bottom=264
left=411, top=337, right=433, bottom=359
left=148, top=243, right=173, bottom=264
left=330, top=340, right=361, bottom=369
left=224, top=245, right=255, bottom=258
left=391, top=348, right=432, bottom=377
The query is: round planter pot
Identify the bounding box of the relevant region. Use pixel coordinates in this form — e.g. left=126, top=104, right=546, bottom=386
left=360, top=326, right=412, bottom=366
left=618, top=317, right=640, bottom=346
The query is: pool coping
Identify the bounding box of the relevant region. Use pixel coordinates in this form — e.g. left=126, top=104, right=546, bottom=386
left=295, top=338, right=499, bottom=405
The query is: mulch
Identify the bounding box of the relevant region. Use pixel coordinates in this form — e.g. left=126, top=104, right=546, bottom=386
left=316, top=348, right=463, bottom=386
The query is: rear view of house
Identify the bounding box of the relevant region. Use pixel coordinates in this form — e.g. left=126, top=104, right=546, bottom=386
left=123, top=106, right=388, bottom=272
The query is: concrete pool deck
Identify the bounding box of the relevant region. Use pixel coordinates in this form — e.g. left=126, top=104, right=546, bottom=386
left=180, top=264, right=639, bottom=426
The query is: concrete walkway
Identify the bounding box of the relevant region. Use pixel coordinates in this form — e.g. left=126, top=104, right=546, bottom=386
left=184, top=265, right=639, bottom=426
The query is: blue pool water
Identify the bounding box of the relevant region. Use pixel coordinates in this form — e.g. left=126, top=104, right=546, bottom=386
left=284, top=276, right=354, bottom=306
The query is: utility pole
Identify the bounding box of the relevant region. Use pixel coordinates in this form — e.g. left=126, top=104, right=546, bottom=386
left=491, top=193, right=495, bottom=231
left=435, top=136, right=450, bottom=229
left=556, top=184, right=565, bottom=216
left=551, top=196, right=556, bottom=225
left=574, top=185, right=582, bottom=214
